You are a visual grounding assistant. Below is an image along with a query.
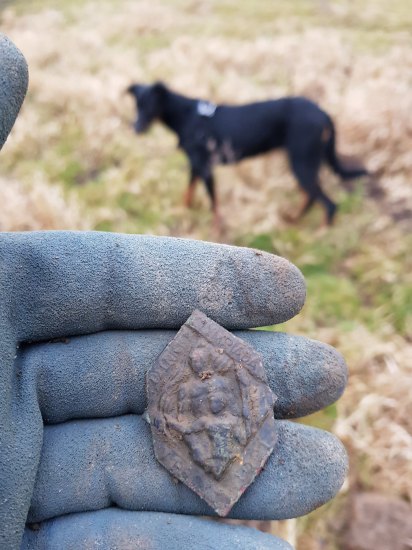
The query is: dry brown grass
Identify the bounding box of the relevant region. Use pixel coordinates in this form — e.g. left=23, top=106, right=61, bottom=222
left=0, top=175, right=90, bottom=231
left=336, top=328, right=412, bottom=501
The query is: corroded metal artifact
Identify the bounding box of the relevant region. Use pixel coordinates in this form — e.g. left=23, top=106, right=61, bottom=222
left=146, top=310, right=277, bottom=516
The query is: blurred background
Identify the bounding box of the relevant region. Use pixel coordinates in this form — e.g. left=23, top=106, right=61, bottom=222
left=1, top=0, right=411, bottom=548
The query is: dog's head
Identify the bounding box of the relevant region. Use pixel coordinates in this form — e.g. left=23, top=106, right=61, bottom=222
left=126, top=81, right=166, bottom=133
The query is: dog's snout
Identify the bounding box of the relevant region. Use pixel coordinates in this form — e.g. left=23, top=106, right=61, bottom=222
left=135, top=119, right=148, bottom=134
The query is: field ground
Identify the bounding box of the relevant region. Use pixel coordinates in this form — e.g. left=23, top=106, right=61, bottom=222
left=1, top=1, right=412, bottom=548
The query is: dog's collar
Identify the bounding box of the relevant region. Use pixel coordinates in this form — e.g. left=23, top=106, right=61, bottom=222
left=197, top=100, right=217, bottom=117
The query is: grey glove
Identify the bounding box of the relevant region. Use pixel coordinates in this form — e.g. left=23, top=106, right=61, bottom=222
left=0, top=36, right=347, bottom=550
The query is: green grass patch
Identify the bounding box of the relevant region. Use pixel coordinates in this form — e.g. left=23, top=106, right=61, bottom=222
left=300, top=403, right=338, bottom=432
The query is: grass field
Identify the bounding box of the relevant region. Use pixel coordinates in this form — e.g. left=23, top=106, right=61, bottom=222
left=1, top=1, right=411, bottom=547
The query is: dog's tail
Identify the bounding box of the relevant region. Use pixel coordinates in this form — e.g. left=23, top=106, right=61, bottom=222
left=324, top=118, right=368, bottom=180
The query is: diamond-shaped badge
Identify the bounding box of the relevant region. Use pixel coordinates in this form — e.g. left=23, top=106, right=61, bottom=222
left=146, top=310, right=277, bottom=516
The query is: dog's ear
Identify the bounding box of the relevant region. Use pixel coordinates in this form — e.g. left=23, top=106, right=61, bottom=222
left=152, top=81, right=166, bottom=98
left=126, top=83, right=144, bottom=99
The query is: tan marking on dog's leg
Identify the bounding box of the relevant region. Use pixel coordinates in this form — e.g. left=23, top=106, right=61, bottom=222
left=184, top=177, right=198, bottom=208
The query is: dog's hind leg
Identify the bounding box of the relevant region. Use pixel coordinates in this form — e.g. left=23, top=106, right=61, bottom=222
left=289, top=153, right=337, bottom=225
left=317, top=187, right=337, bottom=225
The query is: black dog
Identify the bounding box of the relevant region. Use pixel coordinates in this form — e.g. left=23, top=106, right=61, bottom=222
left=127, top=81, right=367, bottom=226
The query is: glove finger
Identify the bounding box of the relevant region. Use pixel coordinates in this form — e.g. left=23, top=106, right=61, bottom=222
left=2, top=232, right=305, bottom=341
left=22, top=509, right=292, bottom=550
left=0, top=34, right=28, bottom=149
left=24, top=330, right=346, bottom=423
left=28, top=416, right=347, bottom=523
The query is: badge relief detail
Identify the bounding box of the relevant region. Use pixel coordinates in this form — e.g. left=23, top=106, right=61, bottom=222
left=146, top=310, right=277, bottom=516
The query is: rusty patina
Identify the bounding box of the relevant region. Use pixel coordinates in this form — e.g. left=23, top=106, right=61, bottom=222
left=146, top=310, right=277, bottom=516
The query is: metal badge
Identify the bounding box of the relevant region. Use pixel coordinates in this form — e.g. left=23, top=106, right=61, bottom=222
left=146, top=310, right=277, bottom=516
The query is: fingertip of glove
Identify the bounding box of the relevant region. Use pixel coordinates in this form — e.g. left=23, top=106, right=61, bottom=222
left=279, top=422, right=348, bottom=513
left=0, top=34, right=29, bottom=150
left=272, top=336, right=348, bottom=418
left=226, top=247, right=306, bottom=328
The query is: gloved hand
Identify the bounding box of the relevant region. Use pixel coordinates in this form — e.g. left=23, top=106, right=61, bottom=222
left=0, top=36, right=348, bottom=550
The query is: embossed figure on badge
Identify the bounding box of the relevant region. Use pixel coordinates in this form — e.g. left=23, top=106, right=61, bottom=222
left=145, top=310, right=277, bottom=516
